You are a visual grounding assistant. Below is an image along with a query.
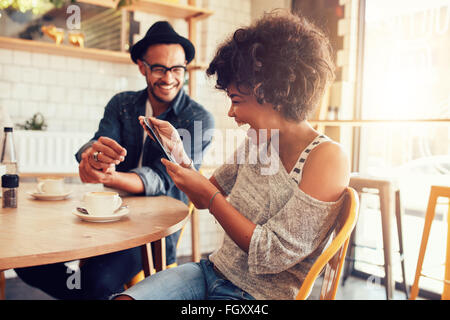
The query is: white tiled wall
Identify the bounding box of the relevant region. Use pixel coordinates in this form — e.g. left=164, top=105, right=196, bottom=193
left=0, top=48, right=146, bottom=133
left=0, top=0, right=290, bottom=259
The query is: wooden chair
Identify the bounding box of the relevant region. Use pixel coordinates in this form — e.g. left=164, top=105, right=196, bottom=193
left=410, top=185, right=450, bottom=300
left=296, top=187, right=359, bottom=300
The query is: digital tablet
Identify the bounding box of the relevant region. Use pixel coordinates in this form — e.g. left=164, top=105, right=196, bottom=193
left=143, top=117, right=176, bottom=163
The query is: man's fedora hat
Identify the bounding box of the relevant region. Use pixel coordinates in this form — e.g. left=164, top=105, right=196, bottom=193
left=130, top=21, right=195, bottom=64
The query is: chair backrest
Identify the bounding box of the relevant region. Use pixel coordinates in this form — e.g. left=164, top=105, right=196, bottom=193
left=296, top=187, right=360, bottom=300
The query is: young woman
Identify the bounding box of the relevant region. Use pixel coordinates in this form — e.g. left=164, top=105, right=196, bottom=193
left=115, top=10, right=350, bottom=300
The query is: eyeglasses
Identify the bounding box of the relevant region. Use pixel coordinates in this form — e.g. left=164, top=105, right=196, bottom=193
left=141, top=60, right=186, bottom=78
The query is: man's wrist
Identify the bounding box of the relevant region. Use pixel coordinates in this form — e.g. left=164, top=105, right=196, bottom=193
left=103, top=169, right=118, bottom=187
left=104, top=171, right=145, bottom=195
left=188, top=158, right=195, bottom=170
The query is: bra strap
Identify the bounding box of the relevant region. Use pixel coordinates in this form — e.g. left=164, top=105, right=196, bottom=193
left=290, top=134, right=330, bottom=185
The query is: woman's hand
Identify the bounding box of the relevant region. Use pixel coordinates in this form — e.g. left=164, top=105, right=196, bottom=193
left=138, top=116, right=191, bottom=166
left=161, top=158, right=218, bottom=209
left=163, top=159, right=256, bottom=253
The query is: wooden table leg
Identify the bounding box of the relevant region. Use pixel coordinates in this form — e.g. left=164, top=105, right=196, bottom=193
left=154, top=238, right=166, bottom=272
left=191, top=208, right=201, bottom=262
left=0, top=270, right=5, bottom=300
left=140, top=243, right=154, bottom=277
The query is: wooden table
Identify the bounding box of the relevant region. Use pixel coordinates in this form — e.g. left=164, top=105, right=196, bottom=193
left=0, top=182, right=190, bottom=298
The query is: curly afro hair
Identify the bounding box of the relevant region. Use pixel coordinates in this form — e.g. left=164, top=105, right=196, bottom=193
left=206, top=10, right=335, bottom=121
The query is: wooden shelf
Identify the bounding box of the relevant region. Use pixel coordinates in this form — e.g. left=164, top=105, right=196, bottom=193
left=77, top=0, right=213, bottom=20
left=126, top=0, right=212, bottom=20
left=0, top=36, right=210, bottom=69
left=76, top=0, right=120, bottom=8
left=0, top=36, right=131, bottom=63
left=309, top=119, right=450, bottom=127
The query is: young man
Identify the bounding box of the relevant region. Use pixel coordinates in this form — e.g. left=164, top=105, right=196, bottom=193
left=15, top=21, right=215, bottom=300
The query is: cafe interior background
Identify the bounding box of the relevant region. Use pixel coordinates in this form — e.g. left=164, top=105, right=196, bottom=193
left=0, top=0, right=449, bottom=299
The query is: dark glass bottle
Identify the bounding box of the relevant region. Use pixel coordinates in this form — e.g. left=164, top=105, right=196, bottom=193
left=2, top=174, right=19, bottom=208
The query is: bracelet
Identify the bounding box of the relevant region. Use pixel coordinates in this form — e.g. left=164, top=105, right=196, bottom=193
left=208, top=191, right=221, bottom=211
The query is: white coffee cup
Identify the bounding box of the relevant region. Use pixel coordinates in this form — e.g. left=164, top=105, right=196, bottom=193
left=83, top=191, right=122, bottom=216
left=37, top=177, right=65, bottom=194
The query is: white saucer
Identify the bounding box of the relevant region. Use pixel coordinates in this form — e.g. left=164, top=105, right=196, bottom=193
left=71, top=207, right=129, bottom=223
left=28, top=190, right=72, bottom=201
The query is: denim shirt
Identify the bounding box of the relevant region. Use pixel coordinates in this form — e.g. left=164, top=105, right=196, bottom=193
left=75, top=88, right=215, bottom=205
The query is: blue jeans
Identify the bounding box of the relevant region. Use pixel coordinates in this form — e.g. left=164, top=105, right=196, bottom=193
left=15, top=247, right=144, bottom=300
left=15, top=231, right=182, bottom=300
left=116, top=259, right=255, bottom=300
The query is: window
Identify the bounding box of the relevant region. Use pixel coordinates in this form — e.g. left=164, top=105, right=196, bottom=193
left=355, top=0, right=450, bottom=296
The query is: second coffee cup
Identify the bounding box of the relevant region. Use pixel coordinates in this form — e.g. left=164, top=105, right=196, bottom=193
left=83, top=191, right=122, bottom=216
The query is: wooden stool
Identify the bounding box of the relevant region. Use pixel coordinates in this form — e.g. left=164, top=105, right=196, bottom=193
left=410, top=185, right=450, bottom=300
left=342, top=174, right=409, bottom=299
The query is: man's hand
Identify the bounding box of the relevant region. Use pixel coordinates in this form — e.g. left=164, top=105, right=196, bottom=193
left=87, top=137, right=127, bottom=172
left=79, top=151, right=116, bottom=184
left=79, top=137, right=126, bottom=184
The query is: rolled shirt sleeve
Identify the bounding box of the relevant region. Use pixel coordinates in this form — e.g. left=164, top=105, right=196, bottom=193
left=130, top=166, right=168, bottom=196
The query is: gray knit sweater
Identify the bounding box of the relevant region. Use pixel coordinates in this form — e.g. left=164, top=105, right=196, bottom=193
left=209, top=135, right=345, bottom=300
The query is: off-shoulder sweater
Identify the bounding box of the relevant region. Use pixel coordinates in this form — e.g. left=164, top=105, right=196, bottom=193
left=209, top=134, right=345, bottom=300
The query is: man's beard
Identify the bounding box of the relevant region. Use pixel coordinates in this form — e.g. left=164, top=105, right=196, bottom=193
left=148, top=84, right=166, bottom=103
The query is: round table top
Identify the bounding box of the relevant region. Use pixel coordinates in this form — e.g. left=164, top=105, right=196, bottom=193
left=0, top=182, right=190, bottom=270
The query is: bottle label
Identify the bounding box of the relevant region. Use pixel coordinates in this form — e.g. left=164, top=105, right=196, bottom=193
left=4, top=162, right=18, bottom=175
